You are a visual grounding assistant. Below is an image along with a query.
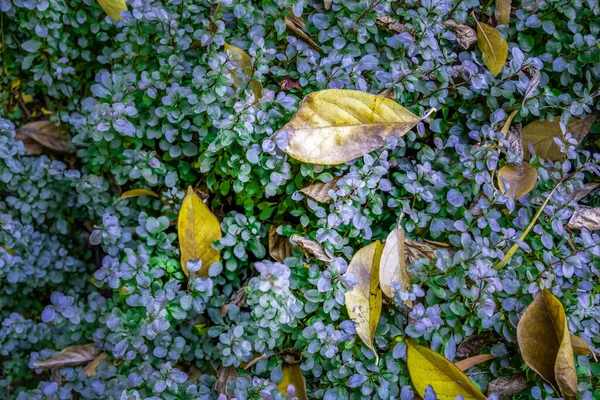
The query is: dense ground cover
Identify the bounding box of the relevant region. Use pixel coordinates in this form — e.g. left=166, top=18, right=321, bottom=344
left=1, top=0, right=600, bottom=398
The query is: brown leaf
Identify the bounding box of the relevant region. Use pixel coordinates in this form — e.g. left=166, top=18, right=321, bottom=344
left=15, top=121, right=73, bottom=155
left=220, top=286, right=247, bottom=316
left=215, top=366, right=238, bottom=395
left=380, top=219, right=412, bottom=306
left=285, top=13, right=320, bottom=50
left=33, top=344, right=99, bottom=370
left=268, top=224, right=294, bottom=263
left=522, top=65, right=540, bottom=107
left=242, top=354, right=268, bottom=370
left=487, top=375, right=528, bottom=399
left=279, top=77, right=301, bottom=91
left=444, top=19, right=477, bottom=50
left=404, top=238, right=450, bottom=264
left=299, top=177, right=341, bottom=203
left=505, top=124, right=523, bottom=161
left=456, top=332, right=500, bottom=358
left=567, top=206, right=600, bottom=230
left=279, top=348, right=302, bottom=364
left=291, top=235, right=333, bottom=262
left=516, top=289, right=577, bottom=399
left=568, top=182, right=600, bottom=203
left=455, top=354, right=496, bottom=371
left=497, top=163, right=538, bottom=199
left=495, top=0, right=512, bottom=26
left=324, top=0, right=332, bottom=9
left=376, top=16, right=411, bottom=34
left=82, top=353, right=108, bottom=377
left=570, top=334, right=592, bottom=356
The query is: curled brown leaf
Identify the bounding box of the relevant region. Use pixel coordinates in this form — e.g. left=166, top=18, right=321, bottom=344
left=487, top=375, right=528, bottom=399
left=444, top=19, right=477, bottom=50
left=522, top=65, right=541, bottom=107
left=566, top=206, right=600, bottom=230
left=456, top=332, right=500, bottom=358
left=291, top=235, right=333, bottom=262
left=285, top=13, right=320, bottom=50
left=455, top=354, right=496, bottom=371
left=376, top=16, right=411, bottom=34
left=300, top=177, right=341, bottom=203
left=268, top=223, right=294, bottom=263
left=33, top=344, right=99, bottom=370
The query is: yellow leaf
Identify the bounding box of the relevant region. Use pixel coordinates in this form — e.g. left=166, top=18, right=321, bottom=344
left=455, top=354, right=496, bottom=371
left=15, top=120, right=72, bottom=155
left=33, top=344, right=99, bottom=370
left=474, top=16, right=508, bottom=77
left=178, top=187, right=222, bottom=277
left=277, top=364, right=308, bottom=400
left=117, top=189, right=159, bottom=202
left=276, top=89, right=425, bottom=165
left=500, top=110, right=519, bottom=136
left=41, top=107, right=53, bottom=115
left=497, top=163, right=538, bottom=199
left=224, top=43, right=263, bottom=101
left=345, top=241, right=384, bottom=361
left=570, top=334, right=592, bottom=356
left=495, top=0, right=512, bottom=26
left=406, top=339, right=487, bottom=400
left=517, top=289, right=577, bottom=399
left=379, top=218, right=412, bottom=306
left=299, top=177, right=341, bottom=203
left=97, top=0, right=127, bottom=20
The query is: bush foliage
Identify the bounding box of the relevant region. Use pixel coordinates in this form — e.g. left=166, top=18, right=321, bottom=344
left=1, top=0, right=600, bottom=399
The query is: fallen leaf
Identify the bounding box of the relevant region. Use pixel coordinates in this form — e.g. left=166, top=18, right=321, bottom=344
left=15, top=121, right=72, bottom=155
left=495, top=0, right=512, bottom=26
left=570, top=334, right=592, bottom=356
left=566, top=206, right=600, bottom=230
left=380, top=219, right=412, bottom=306
left=224, top=43, right=263, bottom=101
left=277, top=364, right=308, bottom=400
left=456, top=332, right=499, bottom=358
left=116, top=189, right=159, bottom=202
left=285, top=13, right=320, bottom=50
left=345, top=241, right=384, bottom=361
left=97, top=0, right=127, bottom=20
left=455, top=354, right=496, bottom=371
left=279, top=77, right=301, bottom=91
left=324, top=0, right=332, bottom=9
left=444, top=20, right=478, bottom=50
left=404, top=238, right=450, bottom=264
left=376, top=16, right=411, bottom=34
left=497, top=163, right=538, bottom=199
left=299, top=177, right=342, bottom=203
left=474, top=15, right=508, bottom=77
left=522, top=115, right=596, bottom=160
left=522, top=65, right=540, bottom=107
left=220, top=286, right=247, bottom=316
left=568, top=182, right=600, bottom=202
left=279, top=348, right=302, bottom=364
left=82, top=353, right=108, bottom=377
left=242, top=354, right=268, bottom=370
left=178, top=186, right=222, bottom=277
left=275, top=89, right=425, bottom=165
left=33, top=344, right=99, bottom=370
left=516, top=289, right=577, bottom=399
left=215, top=366, right=238, bottom=395
left=268, top=224, right=294, bottom=263
left=291, top=235, right=333, bottom=263
left=406, top=339, right=487, bottom=400
left=487, top=375, right=528, bottom=399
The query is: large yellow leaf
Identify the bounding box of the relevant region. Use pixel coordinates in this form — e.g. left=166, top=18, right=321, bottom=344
left=497, top=163, right=538, bottom=199
left=97, top=0, right=127, bottom=20
left=406, top=339, right=487, bottom=400
left=224, top=43, right=263, bottom=101
left=178, top=186, right=222, bottom=277
left=277, top=364, right=308, bottom=400
left=345, top=241, right=384, bottom=360
left=277, top=89, right=423, bottom=165
left=379, top=219, right=412, bottom=306
left=474, top=16, right=508, bottom=77
left=517, top=289, right=577, bottom=399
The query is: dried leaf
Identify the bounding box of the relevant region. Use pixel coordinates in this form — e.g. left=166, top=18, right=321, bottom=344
left=474, top=16, right=508, bottom=77
left=497, top=163, right=538, bottom=199
left=376, top=16, right=411, bottom=34
left=406, top=339, right=487, bottom=400
left=97, top=0, right=127, bottom=20
left=345, top=241, right=384, bottom=361
left=276, top=89, right=425, bottom=165
left=299, top=177, right=341, bottom=203
left=15, top=121, right=72, bottom=154
left=487, top=375, right=528, bottom=399
left=242, top=354, right=268, bottom=370
left=279, top=77, right=301, bottom=91
left=444, top=19, right=478, bottom=50
left=570, top=334, right=592, bottom=356
left=522, top=115, right=596, bottom=160
left=268, top=224, right=294, bottom=263
left=178, top=186, right=222, bottom=277
left=220, top=286, right=247, bottom=317
left=291, top=235, right=333, bottom=263
left=215, top=366, right=238, bottom=395
left=455, top=354, right=496, bottom=371
left=566, top=206, right=600, bottom=230
left=117, top=189, right=159, bottom=202
left=522, top=65, right=541, bottom=106
left=495, top=0, right=512, bottom=26
left=568, top=182, right=600, bottom=202
left=324, top=0, right=332, bottom=9
left=456, top=332, right=500, bottom=358
left=224, top=43, right=263, bottom=101
left=404, top=238, right=450, bottom=265
left=517, top=289, right=577, bottom=399
left=279, top=348, right=302, bottom=364
left=82, top=353, right=108, bottom=377
left=277, top=364, right=308, bottom=400
left=285, top=13, right=320, bottom=50
left=33, top=344, right=99, bottom=370
left=380, top=220, right=412, bottom=306
left=500, top=110, right=523, bottom=161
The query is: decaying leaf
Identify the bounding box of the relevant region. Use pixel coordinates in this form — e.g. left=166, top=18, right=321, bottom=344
left=380, top=219, right=412, bottom=306
left=82, top=353, right=108, bottom=377
left=33, top=344, right=99, bottom=370
left=324, top=0, right=332, bottom=9
left=568, top=182, right=600, bottom=202
left=456, top=332, right=500, bottom=358
left=516, top=289, right=577, bottom=399
left=455, top=354, right=496, bottom=371
left=570, top=334, right=592, bottom=356
left=500, top=110, right=523, bottom=161
left=487, top=375, right=528, bottom=399
left=291, top=235, right=333, bottom=263
left=376, top=16, right=411, bottom=34
left=268, top=224, right=294, bottom=263
left=97, top=0, right=127, bottom=20
left=279, top=348, right=302, bottom=364
left=215, top=366, right=238, bottom=395
left=285, top=13, right=320, bottom=50
left=566, top=206, right=600, bottom=230
left=522, top=65, right=541, bottom=106
left=300, top=177, right=342, bottom=203
left=444, top=19, right=478, bottom=50
left=474, top=15, right=508, bottom=77
left=178, top=186, right=222, bottom=276
left=277, top=364, right=308, bottom=400
left=116, top=189, right=159, bottom=202
left=224, top=43, right=263, bottom=101
left=522, top=115, right=596, bottom=160
left=220, top=286, right=247, bottom=316
left=495, top=0, right=512, bottom=26
left=275, top=89, right=425, bottom=165
left=404, top=238, right=450, bottom=265
left=242, top=353, right=268, bottom=370
left=15, top=121, right=72, bottom=155
left=497, top=163, right=538, bottom=199
left=279, top=77, right=301, bottom=91
left=345, top=241, right=384, bottom=360
left=406, top=339, right=487, bottom=400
